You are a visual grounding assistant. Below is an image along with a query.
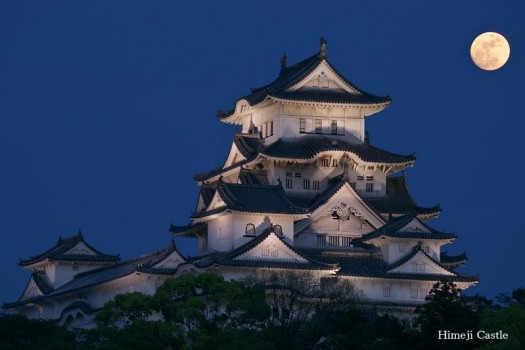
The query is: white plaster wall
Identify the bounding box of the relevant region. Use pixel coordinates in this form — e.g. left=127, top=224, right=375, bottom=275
left=207, top=215, right=234, bottom=252
left=270, top=162, right=386, bottom=197
left=54, top=264, right=102, bottom=289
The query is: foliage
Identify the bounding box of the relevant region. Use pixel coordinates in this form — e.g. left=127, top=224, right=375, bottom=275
left=0, top=314, right=75, bottom=350
left=4, top=275, right=525, bottom=350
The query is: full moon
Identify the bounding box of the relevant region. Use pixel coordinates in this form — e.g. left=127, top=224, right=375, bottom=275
left=470, top=32, right=510, bottom=71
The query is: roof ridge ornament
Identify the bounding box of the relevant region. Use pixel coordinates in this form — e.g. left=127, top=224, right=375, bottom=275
left=319, top=36, right=327, bottom=59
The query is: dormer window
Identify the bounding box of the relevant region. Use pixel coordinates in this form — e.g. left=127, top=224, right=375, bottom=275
left=244, top=224, right=256, bottom=237
left=321, top=158, right=330, bottom=167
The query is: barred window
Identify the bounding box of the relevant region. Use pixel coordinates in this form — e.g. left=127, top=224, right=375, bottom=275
left=303, top=179, right=310, bottom=190
left=383, top=286, right=391, bottom=298
left=317, top=235, right=326, bottom=246
left=366, top=183, right=374, bottom=192
left=313, top=180, right=320, bottom=190
left=328, top=236, right=340, bottom=246
left=299, top=118, right=306, bottom=133
left=341, top=237, right=352, bottom=247
left=321, top=158, right=330, bottom=167
left=331, top=120, right=337, bottom=135
left=315, top=119, right=322, bottom=134
left=285, top=178, right=293, bottom=189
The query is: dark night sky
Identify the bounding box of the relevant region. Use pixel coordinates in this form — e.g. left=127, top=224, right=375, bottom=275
left=1, top=1, right=524, bottom=304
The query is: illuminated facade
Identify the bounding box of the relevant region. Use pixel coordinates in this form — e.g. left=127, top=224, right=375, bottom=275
left=5, top=40, right=477, bottom=327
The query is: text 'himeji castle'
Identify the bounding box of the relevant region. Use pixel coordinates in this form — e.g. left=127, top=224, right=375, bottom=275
left=4, top=39, right=478, bottom=327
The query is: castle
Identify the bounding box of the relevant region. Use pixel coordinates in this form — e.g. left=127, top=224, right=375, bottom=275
left=4, top=39, right=477, bottom=328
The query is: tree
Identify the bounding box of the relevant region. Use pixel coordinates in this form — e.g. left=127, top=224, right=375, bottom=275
left=0, top=314, right=75, bottom=350
left=413, top=280, right=481, bottom=350
left=477, top=303, right=525, bottom=350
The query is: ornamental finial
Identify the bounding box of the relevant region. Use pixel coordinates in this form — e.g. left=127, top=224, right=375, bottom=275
left=319, top=36, right=327, bottom=58
left=280, top=52, right=287, bottom=73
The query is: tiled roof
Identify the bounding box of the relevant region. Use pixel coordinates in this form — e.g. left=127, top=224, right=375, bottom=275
left=233, top=134, right=262, bottom=158
left=364, top=175, right=440, bottom=218
left=194, top=134, right=261, bottom=182
left=19, top=232, right=120, bottom=267
left=261, top=136, right=415, bottom=164
left=193, top=158, right=254, bottom=182
left=137, top=241, right=190, bottom=275
left=356, top=213, right=456, bottom=243
left=218, top=52, right=390, bottom=119
left=270, top=88, right=390, bottom=105
left=194, top=227, right=336, bottom=271
left=299, top=248, right=478, bottom=283
left=440, top=251, right=468, bottom=269
left=170, top=222, right=208, bottom=237
left=32, top=272, right=53, bottom=294
left=211, top=181, right=307, bottom=215
left=194, top=136, right=414, bottom=183
left=6, top=243, right=183, bottom=308
left=238, top=167, right=269, bottom=185
left=198, top=186, right=216, bottom=208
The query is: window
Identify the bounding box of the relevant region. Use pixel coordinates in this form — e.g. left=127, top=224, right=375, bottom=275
left=419, top=289, right=428, bottom=299
left=412, top=262, right=426, bottom=272
left=357, top=175, right=364, bottom=181
left=321, top=158, right=330, bottom=167
left=265, top=123, right=268, bottom=137
left=299, top=118, right=306, bottom=133
left=317, top=235, right=326, bottom=246
left=270, top=121, right=274, bottom=136
left=331, top=120, right=337, bottom=134
left=410, top=288, right=419, bottom=299
left=286, top=172, right=292, bottom=177
left=315, top=119, right=322, bottom=134
left=366, top=176, right=374, bottom=181
left=423, top=245, right=430, bottom=254
left=245, top=223, right=256, bottom=237
left=313, top=180, right=320, bottom=190
left=328, top=236, right=340, bottom=246
left=303, top=179, right=310, bottom=190
left=262, top=244, right=278, bottom=258
left=383, top=286, right=391, bottom=298
left=341, top=237, right=352, bottom=247
left=285, top=178, right=293, bottom=189
left=332, top=159, right=338, bottom=167
left=366, top=183, right=374, bottom=192
left=295, top=172, right=302, bottom=178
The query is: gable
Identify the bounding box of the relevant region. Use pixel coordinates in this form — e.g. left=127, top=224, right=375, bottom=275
left=63, top=241, right=97, bottom=256
left=20, top=277, right=45, bottom=301
left=389, top=251, right=453, bottom=276
left=300, top=208, right=373, bottom=237
left=398, top=218, right=431, bottom=234
left=289, top=61, right=359, bottom=94
left=309, top=182, right=385, bottom=230
left=152, top=250, right=186, bottom=269
left=235, top=232, right=308, bottom=263
left=207, top=191, right=227, bottom=211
